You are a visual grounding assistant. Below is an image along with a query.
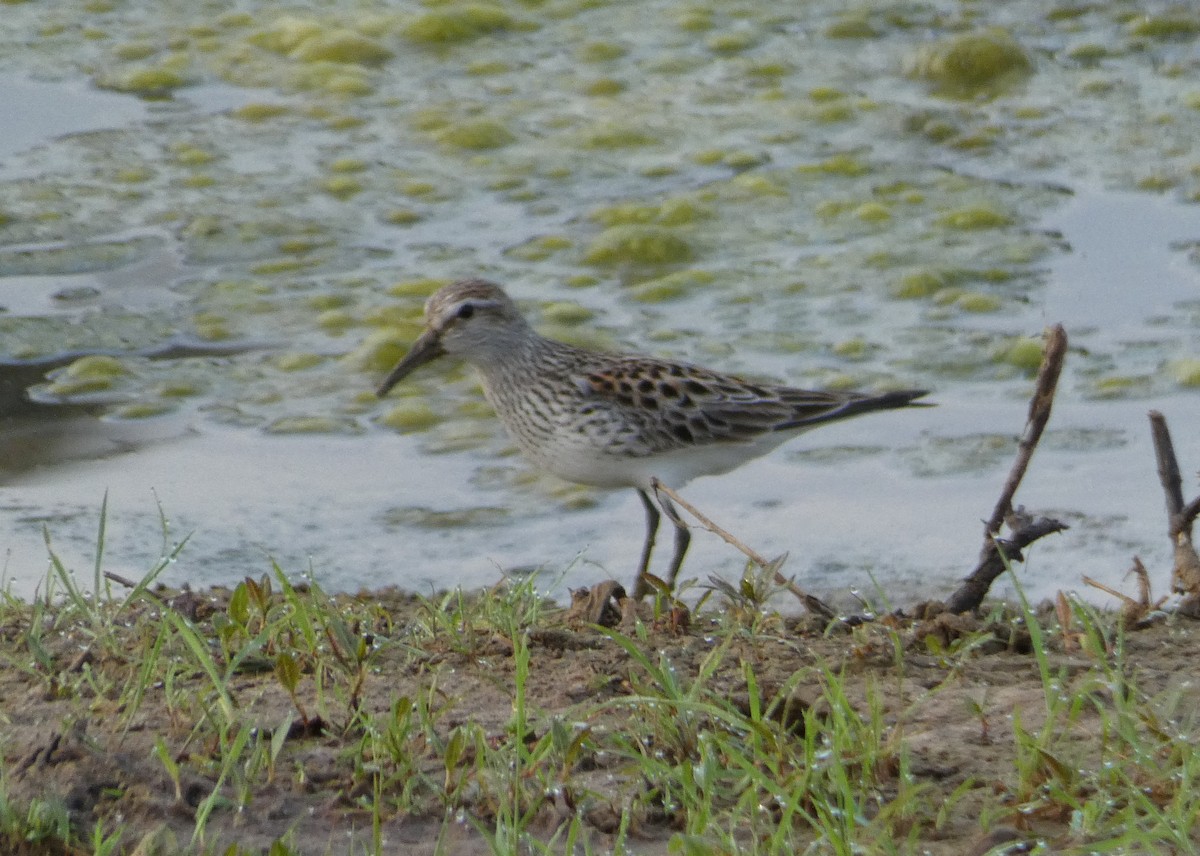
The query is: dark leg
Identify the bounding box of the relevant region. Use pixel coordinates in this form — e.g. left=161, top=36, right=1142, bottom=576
left=631, top=489, right=660, bottom=599
left=657, top=493, right=691, bottom=591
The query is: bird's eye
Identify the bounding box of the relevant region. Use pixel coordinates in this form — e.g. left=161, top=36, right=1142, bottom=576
left=457, top=304, right=475, bottom=320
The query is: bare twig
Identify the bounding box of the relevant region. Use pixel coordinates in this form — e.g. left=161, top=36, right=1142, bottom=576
left=1083, top=557, right=1166, bottom=628
left=944, top=518, right=1070, bottom=615
left=649, top=478, right=835, bottom=619
left=1081, top=574, right=1135, bottom=604
left=1150, top=411, right=1186, bottom=527
left=983, top=325, right=1068, bottom=541
left=1183, top=496, right=1200, bottom=531
left=944, top=326, right=1069, bottom=614
left=103, top=571, right=138, bottom=588
left=1148, top=411, right=1200, bottom=595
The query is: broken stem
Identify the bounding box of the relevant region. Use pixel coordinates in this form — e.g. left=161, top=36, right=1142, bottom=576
left=945, top=326, right=1069, bottom=614
left=983, top=324, right=1068, bottom=541
left=650, top=478, right=834, bottom=619
left=1148, top=410, right=1200, bottom=595
left=1149, top=410, right=1186, bottom=532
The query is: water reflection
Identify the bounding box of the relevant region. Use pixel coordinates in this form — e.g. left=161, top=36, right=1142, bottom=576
left=0, top=339, right=270, bottom=477
left=2, top=2, right=1199, bottom=608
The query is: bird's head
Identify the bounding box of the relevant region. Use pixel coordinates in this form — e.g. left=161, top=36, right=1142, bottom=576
left=376, top=278, right=527, bottom=396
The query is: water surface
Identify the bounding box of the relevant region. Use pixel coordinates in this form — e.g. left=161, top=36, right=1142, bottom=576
left=2, top=1, right=1199, bottom=608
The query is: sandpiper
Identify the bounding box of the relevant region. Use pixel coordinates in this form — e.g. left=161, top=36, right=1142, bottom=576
left=377, top=279, right=928, bottom=597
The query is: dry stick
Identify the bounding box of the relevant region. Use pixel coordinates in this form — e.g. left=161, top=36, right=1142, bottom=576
left=1083, top=557, right=1163, bottom=625
left=983, top=325, right=1068, bottom=539
left=1150, top=411, right=1186, bottom=527
left=943, top=325, right=1070, bottom=615
left=650, top=478, right=836, bottom=620
left=1148, top=411, right=1200, bottom=594
left=1184, top=495, right=1200, bottom=531
left=1081, top=575, right=1135, bottom=605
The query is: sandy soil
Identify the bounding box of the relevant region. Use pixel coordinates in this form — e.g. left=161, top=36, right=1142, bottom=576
left=2, top=584, right=1197, bottom=855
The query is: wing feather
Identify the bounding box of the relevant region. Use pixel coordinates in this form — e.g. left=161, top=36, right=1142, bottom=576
left=575, top=358, right=924, bottom=455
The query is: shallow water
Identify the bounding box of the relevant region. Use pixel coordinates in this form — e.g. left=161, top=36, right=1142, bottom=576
left=1, top=1, right=1199, bottom=607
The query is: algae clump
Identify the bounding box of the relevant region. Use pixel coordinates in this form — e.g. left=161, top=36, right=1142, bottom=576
left=402, top=5, right=517, bottom=44
left=583, top=226, right=694, bottom=267
left=290, top=30, right=393, bottom=65
left=911, top=29, right=1033, bottom=96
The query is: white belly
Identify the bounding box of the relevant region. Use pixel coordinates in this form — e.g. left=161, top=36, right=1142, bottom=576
left=518, top=428, right=799, bottom=491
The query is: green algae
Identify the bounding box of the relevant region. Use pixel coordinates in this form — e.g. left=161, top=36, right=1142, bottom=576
left=891, top=270, right=946, bottom=300
left=955, top=292, right=1002, bottom=312
left=96, top=65, right=189, bottom=96
left=265, top=415, right=363, bottom=435
left=231, top=103, right=289, bottom=122
left=37, top=355, right=133, bottom=399
left=627, top=269, right=715, bottom=302
left=402, top=5, right=517, bottom=44
left=192, top=320, right=232, bottom=341
left=388, top=278, right=450, bottom=298
left=505, top=235, right=572, bottom=262
left=342, top=329, right=417, bottom=374
left=170, top=145, right=215, bottom=166
left=563, top=275, right=599, bottom=289
left=825, top=14, right=877, bottom=39
left=579, top=123, right=658, bottom=149
left=466, top=60, right=511, bottom=75
left=578, top=41, right=627, bottom=62
left=0, top=0, right=1194, bottom=538
left=994, top=336, right=1044, bottom=374
left=936, top=205, right=1014, bottom=230
left=800, top=154, right=871, bottom=177
left=582, top=225, right=695, bottom=267
left=582, top=78, right=625, bottom=97
left=321, top=176, right=364, bottom=199
left=435, top=120, right=515, bottom=150
left=249, top=16, right=322, bottom=52
left=539, top=301, right=594, bottom=325
left=1129, top=14, right=1200, bottom=40
left=832, top=338, right=870, bottom=359
left=854, top=202, right=891, bottom=223
left=329, top=158, right=367, bottom=174
left=706, top=31, right=756, bottom=53
left=379, top=401, right=440, bottom=433
left=721, top=150, right=768, bottom=171
left=250, top=257, right=319, bottom=275
left=1135, top=174, right=1176, bottom=193
left=155, top=381, right=202, bottom=398
left=724, top=173, right=788, bottom=199
left=274, top=352, right=325, bottom=372
left=110, top=401, right=174, bottom=419
left=1066, top=43, right=1111, bottom=63
left=317, top=309, right=356, bottom=331
left=289, top=30, right=393, bottom=66
left=805, top=101, right=855, bottom=123
left=45, top=376, right=119, bottom=397
left=113, top=41, right=158, bottom=61
left=911, top=29, right=1033, bottom=96
left=590, top=198, right=709, bottom=228
left=62, top=355, right=128, bottom=380
left=1091, top=375, right=1150, bottom=398
left=675, top=8, right=713, bottom=32
left=384, top=209, right=423, bottom=226
left=1170, top=358, right=1200, bottom=387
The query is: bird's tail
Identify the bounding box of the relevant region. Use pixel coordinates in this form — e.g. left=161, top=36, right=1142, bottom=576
left=779, top=389, right=931, bottom=431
